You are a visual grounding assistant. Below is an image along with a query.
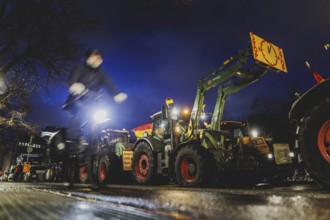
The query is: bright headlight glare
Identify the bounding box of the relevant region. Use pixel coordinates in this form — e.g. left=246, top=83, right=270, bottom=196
left=171, top=108, right=179, bottom=116
left=93, top=110, right=108, bottom=123
left=175, top=125, right=181, bottom=133
left=251, top=130, right=258, bottom=138
left=267, top=153, right=273, bottom=159
left=289, top=152, right=295, bottom=157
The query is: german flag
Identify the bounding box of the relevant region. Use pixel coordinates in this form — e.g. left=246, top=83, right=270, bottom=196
left=132, top=123, right=152, bottom=138
left=305, top=61, right=325, bottom=84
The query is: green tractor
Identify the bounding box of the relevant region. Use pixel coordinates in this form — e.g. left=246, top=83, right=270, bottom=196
left=79, top=129, right=133, bottom=185
left=130, top=33, right=288, bottom=187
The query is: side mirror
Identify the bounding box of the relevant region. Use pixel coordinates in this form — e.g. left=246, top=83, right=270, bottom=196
left=162, top=105, right=169, bottom=119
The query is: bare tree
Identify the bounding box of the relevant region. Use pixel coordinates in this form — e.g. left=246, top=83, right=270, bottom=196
left=0, top=0, right=96, bottom=130
left=246, top=84, right=300, bottom=144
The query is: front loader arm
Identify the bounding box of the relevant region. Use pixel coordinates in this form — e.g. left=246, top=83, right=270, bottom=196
left=189, top=47, right=269, bottom=134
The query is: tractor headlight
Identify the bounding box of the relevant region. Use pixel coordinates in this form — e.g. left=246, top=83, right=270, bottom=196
left=251, top=129, right=258, bottom=138
left=171, top=107, right=179, bottom=116
left=267, top=153, right=273, bottom=159
left=201, top=113, right=207, bottom=120
left=175, top=124, right=182, bottom=134
left=93, top=109, right=109, bottom=124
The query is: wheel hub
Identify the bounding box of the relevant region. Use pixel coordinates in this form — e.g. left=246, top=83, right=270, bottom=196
left=135, top=154, right=150, bottom=179
left=188, top=163, right=196, bottom=174
left=80, top=166, right=87, bottom=181
left=318, top=120, right=330, bottom=164
left=181, top=157, right=197, bottom=182
left=99, top=162, right=106, bottom=182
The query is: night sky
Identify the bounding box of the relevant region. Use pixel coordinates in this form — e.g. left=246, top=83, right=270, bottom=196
left=27, top=0, right=330, bottom=132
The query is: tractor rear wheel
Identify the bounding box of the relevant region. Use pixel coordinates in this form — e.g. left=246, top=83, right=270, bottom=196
left=98, top=158, right=110, bottom=185
left=131, top=142, right=156, bottom=185
left=79, top=153, right=96, bottom=184
left=174, top=145, right=207, bottom=187
left=79, top=165, right=88, bottom=183
left=63, top=161, right=76, bottom=187
left=299, top=99, right=330, bottom=188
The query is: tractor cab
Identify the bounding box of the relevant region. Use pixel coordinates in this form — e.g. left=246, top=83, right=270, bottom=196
left=151, top=112, right=171, bottom=141
left=220, top=121, right=249, bottom=138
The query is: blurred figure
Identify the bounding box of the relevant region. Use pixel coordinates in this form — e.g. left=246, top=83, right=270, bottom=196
left=63, top=48, right=127, bottom=153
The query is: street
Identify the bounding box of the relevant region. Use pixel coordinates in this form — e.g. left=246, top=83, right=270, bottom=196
left=0, top=182, right=329, bottom=220
left=1, top=1, right=330, bottom=220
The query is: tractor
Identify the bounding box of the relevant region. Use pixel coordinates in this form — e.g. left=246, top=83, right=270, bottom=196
left=130, top=33, right=289, bottom=187
left=219, top=121, right=294, bottom=184
left=42, top=122, right=133, bottom=186
left=79, top=128, right=133, bottom=185
left=289, top=59, right=330, bottom=188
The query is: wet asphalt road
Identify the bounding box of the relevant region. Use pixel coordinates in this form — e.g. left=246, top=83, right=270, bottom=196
left=0, top=182, right=330, bottom=220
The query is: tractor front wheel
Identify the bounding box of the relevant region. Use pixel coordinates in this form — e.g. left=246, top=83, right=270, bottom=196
left=131, top=142, right=156, bottom=185
left=174, top=145, right=207, bottom=187
left=299, top=99, right=330, bottom=188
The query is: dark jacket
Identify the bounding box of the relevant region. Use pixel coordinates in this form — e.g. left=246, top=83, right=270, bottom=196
left=62, top=64, right=119, bottom=110
left=68, top=64, right=118, bottom=96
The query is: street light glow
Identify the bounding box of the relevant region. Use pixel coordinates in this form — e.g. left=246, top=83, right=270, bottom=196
left=182, top=108, right=190, bottom=115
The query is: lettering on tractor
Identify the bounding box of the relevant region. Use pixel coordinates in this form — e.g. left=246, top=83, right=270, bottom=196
left=122, top=151, right=133, bottom=171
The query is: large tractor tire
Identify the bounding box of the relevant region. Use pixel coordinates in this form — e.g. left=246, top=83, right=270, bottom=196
left=131, top=142, right=156, bottom=185
left=79, top=165, right=89, bottom=183
left=174, top=145, right=208, bottom=187
left=98, top=157, right=110, bottom=185
left=79, top=154, right=97, bottom=184
left=63, top=161, right=76, bottom=187
left=298, top=99, right=330, bottom=188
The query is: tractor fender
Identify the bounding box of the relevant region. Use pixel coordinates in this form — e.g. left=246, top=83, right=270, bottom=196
left=133, top=137, right=164, bottom=153
left=289, top=79, right=330, bottom=123
left=170, top=140, right=202, bottom=158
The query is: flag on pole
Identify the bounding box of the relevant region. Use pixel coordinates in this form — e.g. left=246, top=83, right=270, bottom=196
left=305, top=61, right=325, bottom=84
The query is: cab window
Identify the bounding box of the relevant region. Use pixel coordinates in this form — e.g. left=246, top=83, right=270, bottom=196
left=233, top=129, right=243, bottom=138
left=152, top=115, right=170, bottom=140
